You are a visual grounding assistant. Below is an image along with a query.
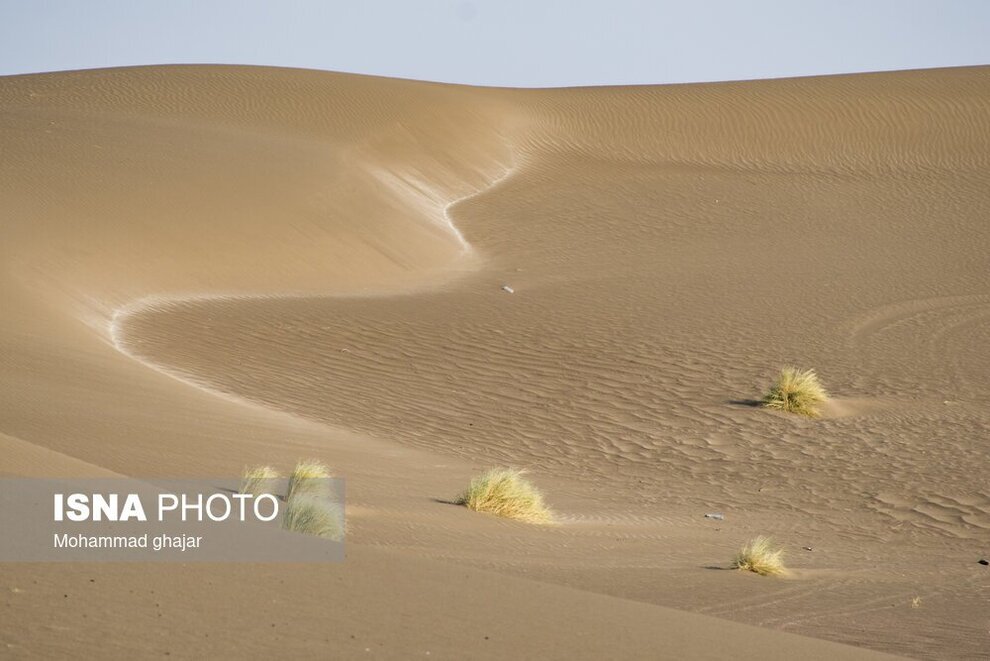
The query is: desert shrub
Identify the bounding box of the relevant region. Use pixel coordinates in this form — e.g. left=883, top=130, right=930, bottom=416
left=240, top=465, right=281, bottom=497
left=287, top=459, right=333, bottom=501
left=763, top=367, right=828, bottom=418
left=282, top=496, right=344, bottom=541
left=456, top=468, right=553, bottom=524
left=732, top=536, right=786, bottom=576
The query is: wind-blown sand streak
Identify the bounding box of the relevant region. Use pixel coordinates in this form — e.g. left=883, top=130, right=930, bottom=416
left=3, top=64, right=989, bottom=659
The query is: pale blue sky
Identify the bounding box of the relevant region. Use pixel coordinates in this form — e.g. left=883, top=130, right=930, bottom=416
left=2, top=1, right=989, bottom=87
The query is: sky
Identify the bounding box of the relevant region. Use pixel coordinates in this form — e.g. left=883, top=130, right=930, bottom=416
left=2, top=1, right=989, bottom=87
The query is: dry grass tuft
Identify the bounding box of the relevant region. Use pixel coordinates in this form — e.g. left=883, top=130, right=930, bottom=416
left=763, top=367, right=828, bottom=418
left=287, top=459, right=332, bottom=501
left=456, top=468, right=553, bottom=524
left=732, top=536, right=787, bottom=576
left=282, top=496, right=344, bottom=541
left=239, top=465, right=281, bottom=497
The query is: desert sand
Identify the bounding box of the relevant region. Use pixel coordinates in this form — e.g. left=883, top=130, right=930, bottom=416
left=1, top=64, right=988, bottom=659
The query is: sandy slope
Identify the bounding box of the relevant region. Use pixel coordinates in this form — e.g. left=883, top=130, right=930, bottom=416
left=2, top=64, right=988, bottom=659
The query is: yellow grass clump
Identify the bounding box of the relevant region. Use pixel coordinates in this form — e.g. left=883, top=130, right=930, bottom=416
left=239, top=465, right=281, bottom=497
left=282, top=496, right=344, bottom=541
left=762, top=367, right=828, bottom=418
left=732, top=536, right=786, bottom=576
left=456, top=468, right=553, bottom=524
left=287, top=459, right=333, bottom=501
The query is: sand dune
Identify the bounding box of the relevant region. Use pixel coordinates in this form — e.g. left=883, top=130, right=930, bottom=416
left=2, top=64, right=989, bottom=659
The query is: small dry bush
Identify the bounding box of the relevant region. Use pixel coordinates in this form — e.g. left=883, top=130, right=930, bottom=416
left=240, top=465, right=281, bottom=497
left=763, top=367, right=828, bottom=418
left=456, top=468, right=552, bottom=524
left=282, top=496, right=344, bottom=541
left=732, top=536, right=786, bottom=576
left=287, top=459, right=332, bottom=501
